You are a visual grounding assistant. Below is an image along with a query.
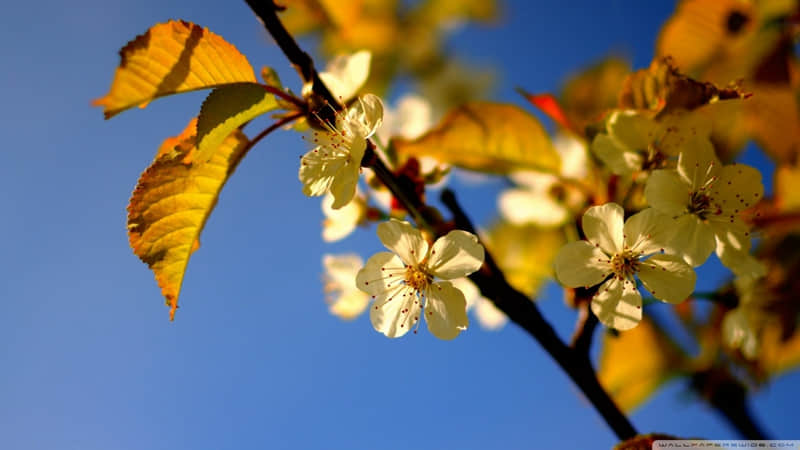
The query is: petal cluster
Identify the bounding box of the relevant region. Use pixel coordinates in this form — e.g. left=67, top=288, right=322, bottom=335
left=499, top=134, right=588, bottom=227
left=356, top=220, right=485, bottom=339
left=554, top=203, right=696, bottom=330
left=322, top=254, right=370, bottom=320
left=591, top=110, right=708, bottom=175
left=299, top=94, right=384, bottom=209
left=645, top=135, right=764, bottom=277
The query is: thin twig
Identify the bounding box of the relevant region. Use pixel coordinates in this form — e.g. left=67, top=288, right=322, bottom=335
left=570, top=300, right=599, bottom=356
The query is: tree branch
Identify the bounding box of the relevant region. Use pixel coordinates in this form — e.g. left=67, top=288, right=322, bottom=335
left=441, top=189, right=637, bottom=440
left=570, top=299, right=599, bottom=356
left=245, top=1, right=637, bottom=440
left=690, top=369, right=771, bottom=440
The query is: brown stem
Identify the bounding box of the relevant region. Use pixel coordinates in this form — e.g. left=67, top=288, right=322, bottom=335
left=245, top=111, right=304, bottom=151
left=262, top=84, right=307, bottom=110
left=441, top=189, right=637, bottom=440
left=570, top=299, right=599, bottom=356
left=690, top=369, right=771, bottom=440
left=244, top=0, right=340, bottom=109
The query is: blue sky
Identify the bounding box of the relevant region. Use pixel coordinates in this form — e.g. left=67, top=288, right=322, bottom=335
left=1, top=0, right=798, bottom=449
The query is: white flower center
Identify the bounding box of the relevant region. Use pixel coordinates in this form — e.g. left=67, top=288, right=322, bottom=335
left=687, top=190, right=719, bottom=220
left=610, top=251, right=640, bottom=280
left=404, top=265, right=432, bottom=291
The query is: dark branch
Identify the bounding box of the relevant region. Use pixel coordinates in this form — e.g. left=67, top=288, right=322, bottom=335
left=441, top=189, right=637, bottom=440
left=691, top=369, right=771, bottom=440
left=244, top=0, right=339, bottom=109
left=570, top=300, right=599, bottom=356
left=246, top=1, right=637, bottom=440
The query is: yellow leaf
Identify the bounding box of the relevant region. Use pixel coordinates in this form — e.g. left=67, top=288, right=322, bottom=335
left=196, top=83, right=279, bottom=163
left=94, top=20, right=256, bottom=119
left=760, top=321, right=800, bottom=377
left=775, top=162, right=800, bottom=211
left=484, top=222, right=562, bottom=296
left=598, top=318, right=685, bottom=412
left=618, top=57, right=748, bottom=115
left=559, top=57, right=630, bottom=131
left=394, top=102, right=560, bottom=174
left=127, top=119, right=249, bottom=320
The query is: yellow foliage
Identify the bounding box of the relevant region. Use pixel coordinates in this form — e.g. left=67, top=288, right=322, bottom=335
left=196, top=83, right=280, bottom=163
left=560, top=57, right=630, bottom=131
left=484, top=223, right=563, bottom=297
left=394, top=102, right=560, bottom=174
left=94, top=20, right=256, bottom=119
left=760, top=325, right=800, bottom=377
left=618, top=57, right=748, bottom=115
left=656, top=0, right=800, bottom=161
left=775, top=162, right=800, bottom=211
left=127, top=119, right=249, bottom=320
left=598, top=318, right=685, bottom=412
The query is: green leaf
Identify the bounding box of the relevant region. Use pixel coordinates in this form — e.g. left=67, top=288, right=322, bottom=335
left=393, top=102, right=560, bottom=174
left=196, top=82, right=280, bottom=163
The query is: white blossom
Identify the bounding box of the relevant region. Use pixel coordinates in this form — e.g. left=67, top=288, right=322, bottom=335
left=299, top=94, right=383, bottom=209
left=554, top=203, right=696, bottom=330
left=356, top=220, right=485, bottom=339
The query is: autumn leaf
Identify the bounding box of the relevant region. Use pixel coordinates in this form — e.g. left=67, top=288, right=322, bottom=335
left=195, top=83, right=280, bottom=163
left=598, top=318, right=686, bottom=411
left=484, top=222, right=563, bottom=296
left=760, top=325, right=800, bottom=377
left=393, top=102, right=559, bottom=174
left=94, top=20, right=256, bottom=119
left=618, top=57, right=749, bottom=115
left=128, top=119, right=249, bottom=320
left=559, top=57, right=630, bottom=132
left=519, top=91, right=579, bottom=135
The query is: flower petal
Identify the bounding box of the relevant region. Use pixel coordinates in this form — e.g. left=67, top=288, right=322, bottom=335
left=645, top=170, right=689, bottom=217
left=623, top=208, right=677, bottom=256
left=318, top=50, right=371, bottom=102
left=669, top=215, right=715, bottom=266
left=329, top=290, right=370, bottom=320
left=676, top=137, right=720, bottom=190
left=355, top=252, right=405, bottom=296
left=656, top=112, right=711, bottom=156
left=591, top=278, right=642, bottom=331
left=376, top=219, right=429, bottom=266
left=370, top=284, right=421, bottom=338
left=323, top=253, right=363, bottom=286
left=591, top=134, right=642, bottom=175
left=425, top=281, right=469, bottom=340
left=713, top=163, right=763, bottom=214
left=608, top=110, right=656, bottom=152
left=475, top=298, right=507, bottom=330
left=347, top=94, right=384, bottom=138
left=554, top=241, right=610, bottom=288
left=322, top=193, right=364, bottom=241
left=582, top=203, right=624, bottom=255
left=328, top=160, right=362, bottom=210
left=499, top=188, right=569, bottom=227
left=428, top=230, right=485, bottom=279
left=714, top=229, right=766, bottom=279
left=298, top=147, right=346, bottom=197
left=638, top=253, right=696, bottom=303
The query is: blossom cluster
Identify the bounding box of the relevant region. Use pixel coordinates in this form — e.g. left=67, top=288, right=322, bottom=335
left=548, top=110, right=764, bottom=330
left=301, top=52, right=492, bottom=339
left=302, top=51, right=765, bottom=339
